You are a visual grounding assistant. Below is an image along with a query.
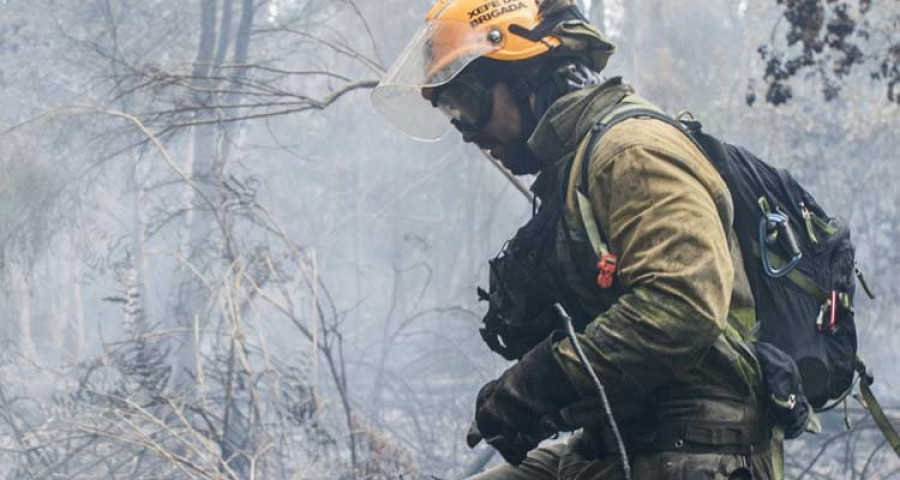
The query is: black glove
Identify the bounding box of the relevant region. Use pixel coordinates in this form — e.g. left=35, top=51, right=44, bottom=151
left=467, top=333, right=580, bottom=465
left=753, top=342, right=812, bottom=439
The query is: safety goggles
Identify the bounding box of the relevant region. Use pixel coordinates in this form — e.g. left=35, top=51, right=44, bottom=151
left=431, top=73, right=495, bottom=133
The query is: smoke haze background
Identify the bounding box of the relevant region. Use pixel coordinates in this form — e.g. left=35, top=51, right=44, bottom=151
left=0, top=0, right=897, bottom=478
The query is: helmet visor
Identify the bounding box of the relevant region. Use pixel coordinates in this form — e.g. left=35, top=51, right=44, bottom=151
left=372, top=19, right=500, bottom=141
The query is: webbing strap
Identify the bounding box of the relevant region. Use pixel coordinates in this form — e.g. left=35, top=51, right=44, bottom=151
left=576, top=190, right=608, bottom=256
left=858, top=374, right=900, bottom=459
left=596, top=99, right=663, bottom=128
left=573, top=95, right=668, bottom=258
left=751, top=241, right=829, bottom=302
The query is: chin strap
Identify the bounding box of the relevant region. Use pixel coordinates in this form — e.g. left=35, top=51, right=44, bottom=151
left=506, top=71, right=542, bottom=152
left=516, top=96, right=538, bottom=143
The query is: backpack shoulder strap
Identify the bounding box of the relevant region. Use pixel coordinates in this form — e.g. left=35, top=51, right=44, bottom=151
left=572, top=94, right=686, bottom=259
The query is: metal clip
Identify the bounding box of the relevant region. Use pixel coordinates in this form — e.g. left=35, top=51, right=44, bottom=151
left=817, top=290, right=839, bottom=334
left=815, top=300, right=830, bottom=331
left=800, top=202, right=818, bottom=244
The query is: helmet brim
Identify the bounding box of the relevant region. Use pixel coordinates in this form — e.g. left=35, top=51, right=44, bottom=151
left=372, top=19, right=499, bottom=141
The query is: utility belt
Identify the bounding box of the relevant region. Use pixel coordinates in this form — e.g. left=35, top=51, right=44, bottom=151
left=578, top=398, right=773, bottom=456
left=585, top=419, right=772, bottom=456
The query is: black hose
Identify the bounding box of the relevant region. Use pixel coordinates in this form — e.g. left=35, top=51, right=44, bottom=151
left=553, top=303, right=631, bottom=480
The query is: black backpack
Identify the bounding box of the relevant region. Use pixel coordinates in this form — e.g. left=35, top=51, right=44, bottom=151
left=692, top=124, right=866, bottom=409
left=569, top=99, right=900, bottom=455
left=570, top=98, right=900, bottom=457
left=572, top=99, right=875, bottom=411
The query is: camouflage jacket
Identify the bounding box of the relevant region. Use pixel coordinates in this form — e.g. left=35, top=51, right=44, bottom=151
left=527, top=77, right=765, bottom=434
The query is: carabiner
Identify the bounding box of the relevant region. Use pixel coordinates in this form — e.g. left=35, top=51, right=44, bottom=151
left=759, top=212, right=803, bottom=278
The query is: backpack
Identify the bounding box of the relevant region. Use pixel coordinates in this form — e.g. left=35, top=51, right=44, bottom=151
left=570, top=96, right=898, bottom=451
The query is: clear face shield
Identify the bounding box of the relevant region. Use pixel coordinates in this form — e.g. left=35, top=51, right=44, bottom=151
left=371, top=19, right=502, bottom=141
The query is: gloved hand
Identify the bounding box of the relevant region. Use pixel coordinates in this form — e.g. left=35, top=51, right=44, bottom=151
left=467, top=333, right=580, bottom=465
left=466, top=416, right=554, bottom=466
left=753, top=342, right=812, bottom=439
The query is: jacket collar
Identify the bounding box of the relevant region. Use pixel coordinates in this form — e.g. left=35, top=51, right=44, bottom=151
left=527, top=77, right=634, bottom=166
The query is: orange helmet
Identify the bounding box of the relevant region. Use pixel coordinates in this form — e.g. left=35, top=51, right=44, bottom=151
left=372, top=0, right=614, bottom=141
left=424, top=0, right=560, bottom=78
left=372, top=0, right=564, bottom=141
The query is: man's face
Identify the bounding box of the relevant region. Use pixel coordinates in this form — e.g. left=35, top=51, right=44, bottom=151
left=424, top=81, right=536, bottom=173
left=458, top=82, right=523, bottom=164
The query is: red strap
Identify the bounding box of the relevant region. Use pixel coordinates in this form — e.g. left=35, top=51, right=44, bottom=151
left=597, top=253, right=618, bottom=289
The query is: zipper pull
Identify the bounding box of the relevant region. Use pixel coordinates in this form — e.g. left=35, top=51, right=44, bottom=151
left=815, top=299, right=830, bottom=331
left=816, top=291, right=839, bottom=334
left=828, top=290, right=838, bottom=333
left=800, top=202, right=818, bottom=244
